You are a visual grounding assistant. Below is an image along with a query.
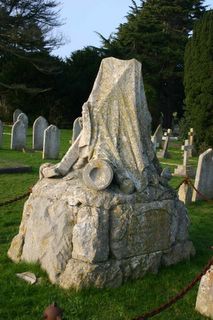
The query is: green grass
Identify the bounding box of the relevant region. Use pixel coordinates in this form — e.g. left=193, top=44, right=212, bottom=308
left=0, top=127, right=212, bottom=320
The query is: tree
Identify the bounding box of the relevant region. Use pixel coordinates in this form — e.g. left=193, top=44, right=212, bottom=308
left=183, top=10, right=213, bottom=149
left=0, top=0, right=61, bottom=57
left=101, top=0, right=206, bottom=129
left=0, top=0, right=62, bottom=121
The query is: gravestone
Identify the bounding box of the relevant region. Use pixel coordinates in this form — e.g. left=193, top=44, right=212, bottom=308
left=17, top=112, right=28, bottom=131
left=11, top=120, right=26, bottom=150
left=72, top=117, right=82, bottom=144
left=188, top=128, right=195, bottom=157
left=157, top=129, right=172, bottom=159
left=174, top=139, right=195, bottom=177
left=13, top=109, right=22, bottom=123
left=8, top=57, right=194, bottom=290
left=42, top=125, right=60, bottom=159
left=33, top=116, right=48, bottom=150
left=0, top=120, right=3, bottom=148
left=178, top=182, right=192, bottom=205
left=152, top=124, right=163, bottom=148
left=192, top=148, right=213, bottom=201
left=195, top=266, right=213, bottom=319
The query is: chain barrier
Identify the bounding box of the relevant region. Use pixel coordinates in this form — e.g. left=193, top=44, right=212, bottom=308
left=175, top=176, right=213, bottom=203
left=0, top=189, right=32, bottom=207
left=133, top=256, right=213, bottom=320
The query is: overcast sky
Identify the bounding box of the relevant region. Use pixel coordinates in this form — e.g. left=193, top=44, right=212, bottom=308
left=52, top=0, right=213, bottom=58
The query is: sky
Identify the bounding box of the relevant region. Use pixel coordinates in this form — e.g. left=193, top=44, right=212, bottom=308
left=53, top=0, right=213, bottom=59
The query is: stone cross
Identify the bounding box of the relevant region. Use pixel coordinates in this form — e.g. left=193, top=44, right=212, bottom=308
left=43, top=125, right=60, bottom=159
left=192, top=148, right=213, bottom=201
left=17, top=112, right=28, bottom=131
left=174, top=139, right=194, bottom=177
left=11, top=120, right=26, bottom=150
left=13, top=109, right=22, bottom=123
left=0, top=120, right=3, bottom=148
left=33, top=116, right=48, bottom=150
left=157, top=134, right=170, bottom=158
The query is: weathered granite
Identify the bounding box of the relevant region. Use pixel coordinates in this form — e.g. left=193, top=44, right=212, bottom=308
left=195, top=265, right=213, bottom=319
left=33, top=116, right=48, bottom=150
left=8, top=57, right=194, bottom=290
left=192, top=148, right=213, bottom=201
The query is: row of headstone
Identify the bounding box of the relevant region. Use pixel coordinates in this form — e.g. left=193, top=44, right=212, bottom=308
left=9, top=110, right=60, bottom=159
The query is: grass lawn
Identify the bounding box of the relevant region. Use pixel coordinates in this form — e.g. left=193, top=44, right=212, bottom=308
left=0, top=126, right=212, bottom=320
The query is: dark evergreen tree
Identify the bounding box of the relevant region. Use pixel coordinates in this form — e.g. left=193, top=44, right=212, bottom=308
left=184, top=10, right=213, bottom=149
left=101, top=0, right=206, bottom=129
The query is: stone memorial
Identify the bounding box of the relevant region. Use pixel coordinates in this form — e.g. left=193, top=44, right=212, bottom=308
left=195, top=265, right=213, bottom=319
left=11, top=120, right=26, bottom=150
left=8, top=57, right=194, bottom=290
left=72, top=117, right=82, bottom=144
left=33, top=116, right=48, bottom=150
left=152, top=124, right=163, bottom=148
left=188, top=128, right=195, bottom=157
left=178, top=182, right=192, bottom=205
left=13, top=108, right=22, bottom=123
left=174, top=139, right=195, bottom=178
left=42, top=125, right=60, bottom=159
left=0, top=120, right=3, bottom=148
left=192, top=148, right=213, bottom=201
left=157, top=129, right=172, bottom=159
left=17, top=112, right=28, bottom=131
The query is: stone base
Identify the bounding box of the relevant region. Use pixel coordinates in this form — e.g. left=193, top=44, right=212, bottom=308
left=174, top=165, right=196, bottom=178
left=8, top=174, right=195, bottom=289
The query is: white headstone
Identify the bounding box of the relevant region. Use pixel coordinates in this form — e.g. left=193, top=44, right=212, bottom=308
left=0, top=120, right=3, bottom=148
left=33, top=116, right=48, bottom=150
left=13, top=109, right=22, bottom=123
left=17, top=112, right=28, bottom=131
left=43, top=125, right=60, bottom=159
left=192, top=148, right=213, bottom=201
left=11, top=120, right=26, bottom=150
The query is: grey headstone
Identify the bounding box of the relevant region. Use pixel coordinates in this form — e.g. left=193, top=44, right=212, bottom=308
left=13, top=109, right=22, bottom=123
left=32, top=116, right=48, bottom=150
left=152, top=124, right=163, bottom=148
left=11, top=120, right=26, bottom=150
left=192, top=148, right=213, bottom=201
left=17, top=112, right=28, bottom=131
left=72, top=117, right=82, bottom=144
left=157, top=135, right=169, bottom=158
left=43, top=125, right=60, bottom=159
left=0, top=120, right=3, bottom=148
